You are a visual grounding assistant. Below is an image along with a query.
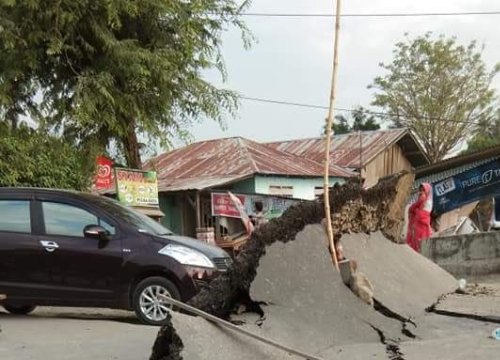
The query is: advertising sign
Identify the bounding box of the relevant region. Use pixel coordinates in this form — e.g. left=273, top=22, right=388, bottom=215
left=211, top=192, right=299, bottom=219
left=115, top=168, right=159, bottom=207
left=433, top=159, right=500, bottom=215
left=211, top=193, right=246, bottom=218
left=94, top=155, right=114, bottom=190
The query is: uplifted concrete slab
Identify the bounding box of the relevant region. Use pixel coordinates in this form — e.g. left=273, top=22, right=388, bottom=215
left=435, top=283, right=500, bottom=320
left=341, top=232, right=458, bottom=318
left=170, top=311, right=304, bottom=360
left=246, top=225, right=401, bottom=353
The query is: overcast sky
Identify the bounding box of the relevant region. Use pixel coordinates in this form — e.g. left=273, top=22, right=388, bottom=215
left=186, top=0, right=500, bottom=145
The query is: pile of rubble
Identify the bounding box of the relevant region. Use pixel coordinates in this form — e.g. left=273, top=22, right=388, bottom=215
left=149, top=174, right=458, bottom=360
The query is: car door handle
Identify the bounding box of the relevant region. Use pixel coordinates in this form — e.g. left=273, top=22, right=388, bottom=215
left=40, top=240, right=59, bottom=253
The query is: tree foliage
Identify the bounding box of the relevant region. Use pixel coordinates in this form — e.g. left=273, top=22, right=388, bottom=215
left=464, top=109, right=500, bottom=153
left=0, top=0, right=252, bottom=168
left=370, top=33, right=499, bottom=163
left=0, top=124, right=94, bottom=189
left=323, top=106, right=381, bottom=135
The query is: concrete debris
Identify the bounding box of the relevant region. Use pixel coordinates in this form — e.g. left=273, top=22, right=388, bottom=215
left=431, top=284, right=500, bottom=323
left=246, top=225, right=402, bottom=350
left=149, top=173, right=459, bottom=360
left=154, top=311, right=305, bottom=360
left=340, top=232, right=457, bottom=319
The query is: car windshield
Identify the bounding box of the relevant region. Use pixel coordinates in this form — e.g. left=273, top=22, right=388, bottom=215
left=92, top=196, right=173, bottom=236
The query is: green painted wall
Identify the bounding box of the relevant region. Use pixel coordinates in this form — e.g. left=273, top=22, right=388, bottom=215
left=158, top=175, right=343, bottom=234
left=229, top=178, right=255, bottom=193
left=159, top=194, right=182, bottom=234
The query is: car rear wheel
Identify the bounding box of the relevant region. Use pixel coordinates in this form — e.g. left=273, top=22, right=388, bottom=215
left=132, top=276, right=180, bottom=325
left=3, top=304, right=36, bottom=315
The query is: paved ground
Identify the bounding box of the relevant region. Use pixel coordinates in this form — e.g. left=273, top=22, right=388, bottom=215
left=1, top=300, right=500, bottom=360
left=1, top=232, right=500, bottom=360
left=0, top=307, right=158, bottom=360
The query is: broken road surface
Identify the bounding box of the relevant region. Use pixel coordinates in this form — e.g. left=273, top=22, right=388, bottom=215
left=149, top=175, right=500, bottom=360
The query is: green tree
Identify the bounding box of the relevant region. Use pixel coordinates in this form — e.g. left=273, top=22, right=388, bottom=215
left=0, top=124, right=94, bottom=189
left=370, top=33, right=499, bottom=163
left=465, top=109, right=500, bottom=153
left=0, top=0, right=252, bottom=168
left=323, top=106, right=381, bottom=135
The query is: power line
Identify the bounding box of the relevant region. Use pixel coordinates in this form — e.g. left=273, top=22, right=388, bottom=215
left=239, top=95, right=483, bottom=126
left=237, top=10, right=500, bottom=18
left=241, top=96, right=329, bottom=110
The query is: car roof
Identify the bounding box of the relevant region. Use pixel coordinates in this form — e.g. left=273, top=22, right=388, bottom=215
left=0, top=187, right=100, bottom=202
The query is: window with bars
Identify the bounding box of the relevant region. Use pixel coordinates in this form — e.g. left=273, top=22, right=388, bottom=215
left=269, top=185, right=294, bottom=198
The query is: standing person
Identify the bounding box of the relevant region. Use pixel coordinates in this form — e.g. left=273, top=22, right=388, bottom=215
left=253, top=201, right=268, bottom=229
left=406, top=183, right=433, bottom=252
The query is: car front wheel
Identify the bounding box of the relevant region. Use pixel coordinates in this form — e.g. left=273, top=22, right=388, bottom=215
left=132, top=276, right=180, bottom=325
left=3, top=304, right=36, bottom=315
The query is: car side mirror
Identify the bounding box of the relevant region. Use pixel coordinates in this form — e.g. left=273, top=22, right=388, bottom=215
left=83, top=225, right=109, bottom=241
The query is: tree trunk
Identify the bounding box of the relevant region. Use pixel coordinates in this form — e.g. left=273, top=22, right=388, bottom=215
left=122, top=119, right=142, bottom=169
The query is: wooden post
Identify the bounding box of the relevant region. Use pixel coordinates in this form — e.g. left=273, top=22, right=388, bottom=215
left=324, top=0, right=342, bottom=272
left=196, top=191, right=201, bottom=229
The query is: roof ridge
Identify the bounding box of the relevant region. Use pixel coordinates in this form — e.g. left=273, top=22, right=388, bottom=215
left=237, top=138, right=260, bottom=172
left=265, top=128, right=407, bottom=145
left=241, top=137, right=355, bottom=178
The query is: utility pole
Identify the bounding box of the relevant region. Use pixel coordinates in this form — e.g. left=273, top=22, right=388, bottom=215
left=324, top=0, right=342, bottom=272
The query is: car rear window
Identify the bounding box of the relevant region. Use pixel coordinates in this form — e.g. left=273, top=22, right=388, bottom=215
left=0, top=200, right=31, bottom=233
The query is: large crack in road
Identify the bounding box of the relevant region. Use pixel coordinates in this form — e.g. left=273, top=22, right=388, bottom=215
left=373, top=299, right=418, bottom=339
left=369, top=324, right=405, bottom=360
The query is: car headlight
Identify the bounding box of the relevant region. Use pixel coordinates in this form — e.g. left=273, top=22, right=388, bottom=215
left=158, top=244, right=215, bottom=269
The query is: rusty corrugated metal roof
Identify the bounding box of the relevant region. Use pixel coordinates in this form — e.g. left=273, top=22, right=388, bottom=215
left=146, top=137, right=355, bottom=192
left=266, top=128, right=429, bottom=169
left=157, top=175, right=250, bottom=192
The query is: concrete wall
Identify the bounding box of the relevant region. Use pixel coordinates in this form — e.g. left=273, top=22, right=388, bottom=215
left=421, top=231, right=500, bottom=277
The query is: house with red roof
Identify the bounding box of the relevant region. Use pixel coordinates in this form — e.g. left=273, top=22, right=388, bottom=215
left=146, top=137, right=354, bottom=238
left=267, top=128, right=430, bottom=188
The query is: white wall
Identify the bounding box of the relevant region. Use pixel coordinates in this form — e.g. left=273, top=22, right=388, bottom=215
left=254, top=175, right=345, bottom=200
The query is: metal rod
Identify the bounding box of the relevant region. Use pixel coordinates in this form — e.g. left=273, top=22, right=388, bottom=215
left=159, top=296, right=325, bottom=360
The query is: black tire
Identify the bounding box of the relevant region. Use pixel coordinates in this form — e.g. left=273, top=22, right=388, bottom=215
left=3, top=304, right=36, bottom=315
left=132, top=276, right=180, bottom=326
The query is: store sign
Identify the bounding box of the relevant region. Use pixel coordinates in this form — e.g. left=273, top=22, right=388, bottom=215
left=211, top=193, right=246, bottom=218
left=115, top=168, right=159, bottom=207
left=211, top=192, right=299, bottom=219
left=433, top=159, right=500, bottom=215
left=94, top=156, right=114, bottom=190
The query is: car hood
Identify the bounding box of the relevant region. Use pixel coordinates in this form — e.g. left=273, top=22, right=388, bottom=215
left=154, top=234, right=230, bottom=259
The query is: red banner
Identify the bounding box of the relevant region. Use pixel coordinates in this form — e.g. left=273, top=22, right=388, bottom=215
left=211, top=193, right=246, bottom=218
left=94, top=156, right=114, bottom=190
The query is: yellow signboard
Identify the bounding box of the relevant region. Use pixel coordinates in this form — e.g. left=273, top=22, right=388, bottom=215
left=115, top=168, right=159, bottom=207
